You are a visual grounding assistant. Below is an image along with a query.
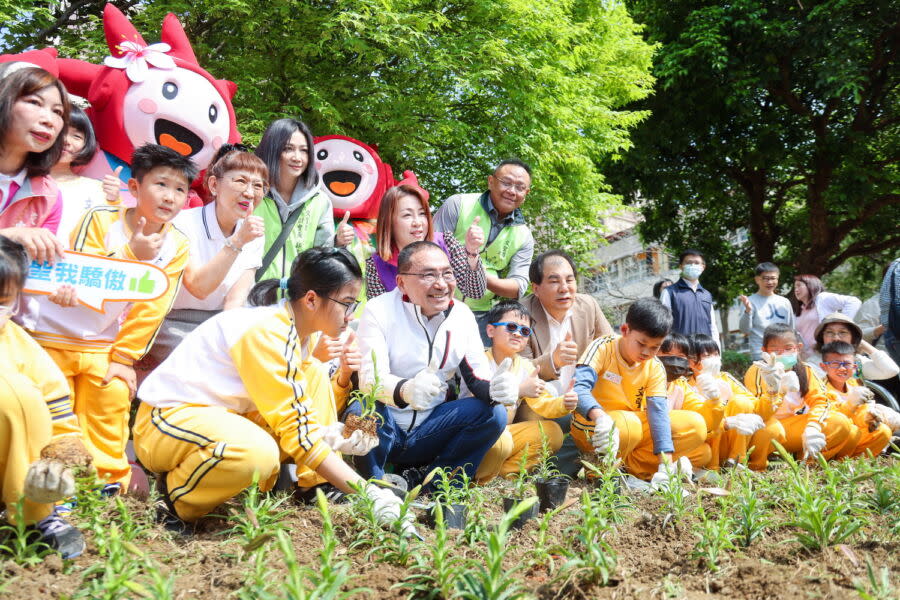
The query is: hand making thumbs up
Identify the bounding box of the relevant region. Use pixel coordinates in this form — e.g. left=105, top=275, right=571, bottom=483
left=103, top=166, right=125, bottom=204
left=129, top=216, right=164, bottom=261
left=465, top=215, right=484, bottom=256
left=489, top=357, right=519, bottom=406
left=337, top=330, right=361, bottom=387
left=335, top=211, right=355, bottom=247
left=563, top=378, right=577, bottom=411
left=552, top=330, right=578, bottom=370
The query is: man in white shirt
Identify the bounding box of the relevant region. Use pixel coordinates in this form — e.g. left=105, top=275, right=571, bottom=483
left=738, top=262, right=795, bottom=360
left=355, top=241, right=518, bottom=486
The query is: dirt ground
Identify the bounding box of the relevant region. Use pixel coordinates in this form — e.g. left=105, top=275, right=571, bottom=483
left=3, top=457, right=899, bottom=600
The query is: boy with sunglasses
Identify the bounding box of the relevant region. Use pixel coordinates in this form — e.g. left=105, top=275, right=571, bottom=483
left=819, top=341, right=894, bottom=457
left=468, top=300, right=577, bottom=482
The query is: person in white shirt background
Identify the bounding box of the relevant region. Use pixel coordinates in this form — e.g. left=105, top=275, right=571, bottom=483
left=792, top=274, right=861, bottom=361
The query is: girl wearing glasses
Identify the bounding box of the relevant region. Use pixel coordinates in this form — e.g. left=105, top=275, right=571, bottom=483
left=818, top=340, right=895, bottom=458
left=133, top=247, right=411, bottom=533
left=142, top=146, right=268, bottom=366
left=366, top=184, right=485, bottom=300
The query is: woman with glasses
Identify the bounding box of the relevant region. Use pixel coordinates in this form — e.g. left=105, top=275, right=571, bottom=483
left=366, top=184, right=485, bottom=300
left=792, top=274, right=861, bottom=360
left=143, top=145, right=268, bottom=365
left=133, top=247, right=412, bottom=533
left=810, top=313, right=899, bottom=381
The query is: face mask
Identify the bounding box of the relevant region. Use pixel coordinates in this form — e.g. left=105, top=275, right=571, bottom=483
left=659, top=356, right=692, bottom=383
left=775, top=353, right=798, bottom=370
left=682, top=264, right=704, bottom=280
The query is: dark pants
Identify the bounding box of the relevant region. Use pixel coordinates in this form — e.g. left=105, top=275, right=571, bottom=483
left=356, top=398, right=507, bottom=482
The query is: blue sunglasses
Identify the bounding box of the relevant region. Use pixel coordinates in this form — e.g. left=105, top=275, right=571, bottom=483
left=490, top=322, right=532, bottom=337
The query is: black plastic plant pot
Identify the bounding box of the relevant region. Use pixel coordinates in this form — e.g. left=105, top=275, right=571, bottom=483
left=533, top=477, right=569, bottom=512
left=427, top=503, right=468, bottom=530
left=501, top=497, right=538, bottom=529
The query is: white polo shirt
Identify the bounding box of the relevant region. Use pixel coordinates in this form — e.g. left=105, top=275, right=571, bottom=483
left=172, top=202, right=263, bottom=311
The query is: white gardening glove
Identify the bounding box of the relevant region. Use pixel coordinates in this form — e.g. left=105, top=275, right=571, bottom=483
left=801, top=424, right=827, bottom=460
left=724, top=414, right=765, bottom=436
left=756, top=352, right=785, bottom=393
left=695, top=372, right=721, bottom=401
left=321, top=423, right=378, bottom=456
left=700, top=356, right=722, bottom=377
left=590, top=410, right=620, bottom=456
left=365, top=483, right=417, bottom=536
left=779, top=371, right=800, bottom=394
left=401, top=358, right=446, bottom=410
left=869, top=403, right=900, bottom=433
left=848, top=386, right=875, bottom=407
left=489, top=358, right=518, bottom=406
left=649, top=456, right=692, bottom=491
left=24, top=459, right=75, bottom=504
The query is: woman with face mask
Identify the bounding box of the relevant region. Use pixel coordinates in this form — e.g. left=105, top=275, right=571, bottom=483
left=743, top=324, right=853, bottom=470
left=792, top=274, right=861, bottom=360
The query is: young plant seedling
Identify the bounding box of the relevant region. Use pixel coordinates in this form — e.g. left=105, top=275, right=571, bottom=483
left=344, top=351, right=384, bottom=442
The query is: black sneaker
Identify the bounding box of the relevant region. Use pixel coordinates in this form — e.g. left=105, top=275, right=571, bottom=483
left=154, top=500, right=194, bottom=536
left=100, top=483, right=122, bottom=497
left=293, top=484, right=348, bottom=505
left=34, top=510, right=85, bottom=559
left=400, top=466, right=430, bottom=490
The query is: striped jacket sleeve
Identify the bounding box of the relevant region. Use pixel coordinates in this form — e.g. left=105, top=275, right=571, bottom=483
left=229, top=317, right=334, bottom=470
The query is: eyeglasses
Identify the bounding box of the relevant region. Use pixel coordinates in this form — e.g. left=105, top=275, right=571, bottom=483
left=494, top=177, right=529, bottom=194
left=399, top=270, right=456, bottom=285
left=822, top=329, right=852, bottom=339
left=823, top=360, right=856, bottom=370
left=325, top=296, right=359, bottom=316
left=226, top=175, right=268, bottom=196
left=491, top=322, right=532, bottom=337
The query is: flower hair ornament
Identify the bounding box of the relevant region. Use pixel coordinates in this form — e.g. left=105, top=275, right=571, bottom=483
left=103, top=40, right=175, bottom=83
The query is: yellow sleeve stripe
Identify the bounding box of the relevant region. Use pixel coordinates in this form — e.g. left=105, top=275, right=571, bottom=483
left=580, top=335, right=615, bottom=367
left=71, top=206, right=118, bottom=251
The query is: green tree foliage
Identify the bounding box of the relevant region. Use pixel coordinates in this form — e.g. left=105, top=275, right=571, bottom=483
left=2, top=0, right=656, bottom=264
left=609, top=0, right=899, bottom=301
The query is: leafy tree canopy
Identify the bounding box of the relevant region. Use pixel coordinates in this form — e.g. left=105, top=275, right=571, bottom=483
left=609, top=0, right=899, bottom=304
left=1, top=0, right=657, bottom=265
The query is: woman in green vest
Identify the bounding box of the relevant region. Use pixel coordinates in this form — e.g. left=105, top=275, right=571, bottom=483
left=254, top=118, right=347, bottom=282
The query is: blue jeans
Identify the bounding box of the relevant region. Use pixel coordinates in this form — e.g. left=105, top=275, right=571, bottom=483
left=355, top=398, right=507, bottom=481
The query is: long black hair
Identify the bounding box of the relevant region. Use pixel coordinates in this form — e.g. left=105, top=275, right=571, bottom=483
left=255, top=118, right=317, bottom=193
left=66, top=105, right=98, bottom=167
left=248, top=246, right=361, bottom=307
left=761, top=323, right=809, bottom=397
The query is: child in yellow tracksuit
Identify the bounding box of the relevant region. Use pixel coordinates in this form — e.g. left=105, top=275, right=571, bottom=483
left=133, top=248, right=407, bottom=532
left=472, top=301, right=576, bottom=483
left=1, top=236, right=91, bottom=558
left=818, top=341, right=892, bottom=458
left=687, top=333, right=764, bottom=468
left=571, top=298, right=708, bottom=483
left=744, top=324, right=852, bottom=469
left=23, top=145, right=197, bottom=491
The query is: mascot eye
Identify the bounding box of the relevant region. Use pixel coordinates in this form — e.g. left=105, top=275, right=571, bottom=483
left=162, top=82, right=178, bottom=100
left=316, top=149, right=328, bottom=160
left=353, top=151, right=364, bottom=162
left=208, top=104, right=218, bottom=123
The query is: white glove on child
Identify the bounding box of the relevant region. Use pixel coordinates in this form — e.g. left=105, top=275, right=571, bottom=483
left=24, top=459, right=75, bottom=504
left=590, top=411, right=620, bottom=456
left=848, top=386, right=875, bottom=407
left=489, top=358, right=519, bottom=406
left=700, top=356, right=722, bottom=377
left=321, top=422, right=379, bottom=456
left=756, top=353, right=785, bottom=393
left=869, top=403, right=900, bottom=433
left=365, top=483, right=417, bottom=536
left=649, top=456, right=693, bottom=491
left=724, top=414, right=765, bottom=436
left=401, top=358, right=447, bottom=410
left=801, top=424, right=827, bottom=460
left=780, top=371, right=800, bottom=394
left=696, top=372, right=721, bottom=401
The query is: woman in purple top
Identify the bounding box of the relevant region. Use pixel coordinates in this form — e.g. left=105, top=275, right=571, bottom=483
left=365, top=184, right=486, bottom=300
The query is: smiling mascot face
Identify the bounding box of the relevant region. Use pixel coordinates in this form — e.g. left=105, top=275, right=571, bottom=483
left=314, top=136, right=384, bottom=216
left=53, top=4, right=240, bottom=186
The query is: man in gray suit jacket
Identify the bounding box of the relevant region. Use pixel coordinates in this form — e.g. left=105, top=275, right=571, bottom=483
left=517, top=250, right=613, bottom=475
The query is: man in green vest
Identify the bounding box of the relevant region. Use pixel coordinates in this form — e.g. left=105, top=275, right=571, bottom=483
left=433, top=159, right=535, bottom=345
